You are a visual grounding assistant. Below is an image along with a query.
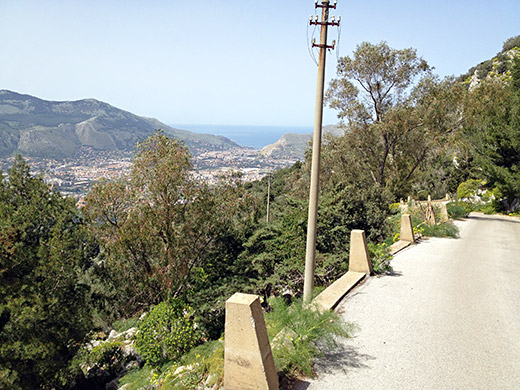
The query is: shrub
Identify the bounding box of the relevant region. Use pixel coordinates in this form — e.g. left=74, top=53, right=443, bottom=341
left=503, top=35, right=520, bottom=52
left=446, top=202, right=470, bottom=219
left=421, top=221, right=459, bottom=238
left=87, top=341, right=125, bottom=374
left=135, top=300, right=199, bottom=366
left=367, top=242, right=392, bottom=273
left=265, top=297, right=351, bottom=379
left=457, top=179, right=483, bottom=200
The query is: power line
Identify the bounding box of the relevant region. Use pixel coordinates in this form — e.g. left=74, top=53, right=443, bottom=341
left=307, top=17, right=319, bottom=66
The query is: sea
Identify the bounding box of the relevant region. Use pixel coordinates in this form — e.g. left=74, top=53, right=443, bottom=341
left=171, top=124, right=314, bottom=149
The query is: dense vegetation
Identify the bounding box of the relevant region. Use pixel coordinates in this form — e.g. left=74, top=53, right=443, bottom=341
left=1, top=36, right=519, bottom=389
left=0, top=156, right=100, bottom=388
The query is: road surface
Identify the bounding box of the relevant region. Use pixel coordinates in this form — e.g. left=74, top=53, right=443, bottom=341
left=300, top=213, right=520, bottom=389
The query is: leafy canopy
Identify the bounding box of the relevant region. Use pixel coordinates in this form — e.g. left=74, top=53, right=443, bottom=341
left=0, top=156, right=98, bottom=390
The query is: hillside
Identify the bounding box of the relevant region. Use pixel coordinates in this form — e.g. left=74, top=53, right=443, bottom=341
left=260, top=124, right=344, bottom=160
left=0, top=90, right=241, bottom=158
left=459, top=35, right=520, bottom=85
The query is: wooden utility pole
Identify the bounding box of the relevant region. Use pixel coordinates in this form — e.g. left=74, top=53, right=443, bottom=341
left=303, top=0, right=340, bottom=304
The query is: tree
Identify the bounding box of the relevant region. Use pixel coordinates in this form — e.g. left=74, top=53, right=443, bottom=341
left=325, top=42, right=463, bottom=198
left=84, top=132, right=256, bottom=317
left=463, top=56, right=520, bottom=210
left=0, top=156, right=98, bottom=389
left=326, top=41, right=430, bottom=124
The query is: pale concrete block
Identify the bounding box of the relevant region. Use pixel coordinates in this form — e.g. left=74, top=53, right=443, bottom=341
left=389, top=239, right=412, bottom=255
left=349, top=229, right=373, bottom=274
left=313, top=271, right=366, bottom=311
left=400, top=214, right=415, bottom=243
left=224, top=293, right=278, bottom=390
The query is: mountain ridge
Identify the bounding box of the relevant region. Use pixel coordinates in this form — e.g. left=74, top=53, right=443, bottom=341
left=0, top=90, right=241, bottom=158
left=260, top=124, right=344, bottom=160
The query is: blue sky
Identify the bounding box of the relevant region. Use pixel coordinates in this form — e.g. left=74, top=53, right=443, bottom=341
left=1, top=0, right=518, bottom=127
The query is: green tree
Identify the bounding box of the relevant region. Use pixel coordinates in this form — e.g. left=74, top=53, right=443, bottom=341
left=464, top=56, right=520, bottom=210
left=0, top=156, right=98, bottom=389
left=84, top=132, right=256, bottom=317
left=502, top=35, right=520, bottom=52
left=325, top=42, right=463, bottom=198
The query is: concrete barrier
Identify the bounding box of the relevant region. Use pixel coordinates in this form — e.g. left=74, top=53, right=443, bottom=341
left=313, top=229, right=371, bottom=311
left=400, top=214, right=415, bottom=243
left=390, top=214, right=416, bottom=255
left=349, top=229, right=373, bottom=274
left=224, top=293, right=278, bottom=390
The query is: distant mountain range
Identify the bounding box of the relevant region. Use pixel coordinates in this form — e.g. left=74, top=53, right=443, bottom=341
left=0, top=90, right=240, bottom=158
left=0, top=90, right=344, bottom=162
left=260, top=125, right=344, bottom=160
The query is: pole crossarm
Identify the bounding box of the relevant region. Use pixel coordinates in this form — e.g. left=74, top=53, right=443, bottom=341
left=314, top=0, right=337, bottom=9
left=312, top=41, right=336, bottom=50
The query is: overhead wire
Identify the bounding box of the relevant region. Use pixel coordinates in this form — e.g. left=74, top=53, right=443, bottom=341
left=336, top=19, right=342, bottom=62
left=306, top=16, right=319, bottom=66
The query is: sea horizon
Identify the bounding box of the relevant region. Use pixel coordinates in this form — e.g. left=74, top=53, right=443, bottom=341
left=171, top=124, right=315, bottom=149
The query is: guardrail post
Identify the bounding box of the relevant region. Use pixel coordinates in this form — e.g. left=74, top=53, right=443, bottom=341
left=349, top=229, right=373, bottom=274
left=400, top=214, right=415, bottom=243
left=224, top=293, right=279, bottom=390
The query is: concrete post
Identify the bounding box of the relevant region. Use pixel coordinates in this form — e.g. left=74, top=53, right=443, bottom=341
left=400, top=214, right=415, bottom=243
left=349, top=229, right=373, bottom=274
left=224, top=293, right=278, bottom=390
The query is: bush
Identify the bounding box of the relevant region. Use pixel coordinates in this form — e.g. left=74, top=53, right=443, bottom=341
left=135, top=300, right=199, bottom=366
left=457, top=179, right=483, bottom=199
left=420, top=221, right=459, bottom=238
left=87, top=341, right=125, bottom=374
left=265, top=297, right=351, bottom=379
left=503, top=35, right=520, bottom=52
left=446, top=202, right=470, bottom=219
left=367, top=242, right=392, bottom=273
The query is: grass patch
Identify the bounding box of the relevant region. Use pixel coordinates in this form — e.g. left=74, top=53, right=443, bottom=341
left=112, top=316, right=142, bottom=333
left=265, top=297, right=352, bottom=380
left=118, top=365, right=155, bottom=390
left=415, top=220, right=459, bottom=238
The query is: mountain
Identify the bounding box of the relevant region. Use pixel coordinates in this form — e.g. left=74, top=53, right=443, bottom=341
left=260, top=124, right=344, bottom=160
left=0, top=90, right=241, bottom=158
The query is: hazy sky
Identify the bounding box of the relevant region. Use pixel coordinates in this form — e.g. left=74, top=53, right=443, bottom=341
left=1, top=0, right=518, bottom=127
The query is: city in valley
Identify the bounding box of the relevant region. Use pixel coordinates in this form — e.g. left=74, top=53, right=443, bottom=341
left=0, top=146, right=298, bottom=202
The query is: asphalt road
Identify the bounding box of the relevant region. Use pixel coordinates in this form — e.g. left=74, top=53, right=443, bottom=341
left=300, top=213, right=520, bottom=390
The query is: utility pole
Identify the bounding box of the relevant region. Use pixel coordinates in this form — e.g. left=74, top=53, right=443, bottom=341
left=266, top=171, right=271, bottom=224
left=303, top=0, right=340, bottom=304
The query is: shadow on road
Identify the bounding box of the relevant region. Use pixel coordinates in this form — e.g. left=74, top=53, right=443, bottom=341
left=292, top=342, right=375, bottom=389
left=468, top=214, right=520, bottom=224
left=382, top=268, right=402, bottom=277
